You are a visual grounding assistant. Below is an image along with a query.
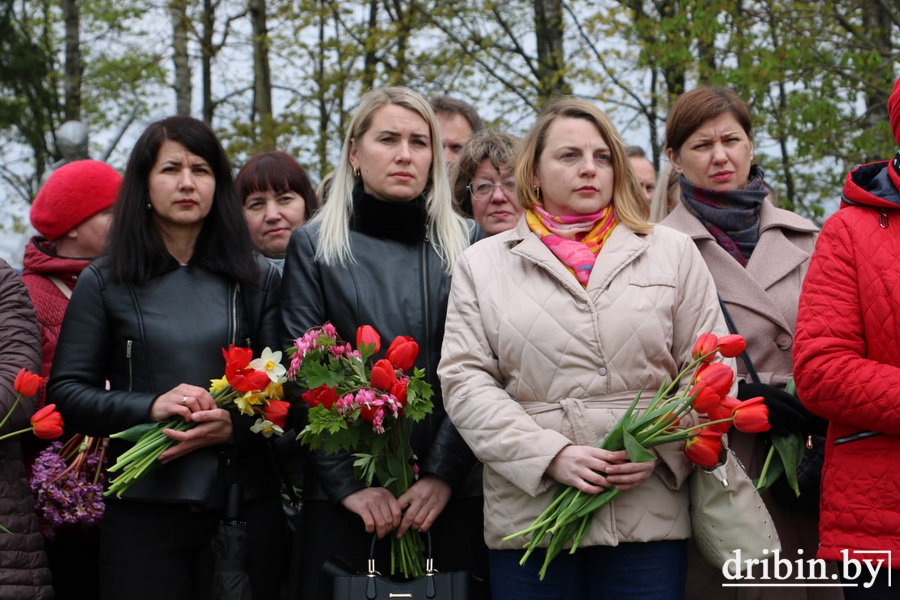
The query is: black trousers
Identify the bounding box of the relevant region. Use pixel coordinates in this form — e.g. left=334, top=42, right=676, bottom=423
left=297, top=496, right=491, bottom=600
left=99, top=494, right=286, bottom=600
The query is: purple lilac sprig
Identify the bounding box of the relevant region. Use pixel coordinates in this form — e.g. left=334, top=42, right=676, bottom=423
left=30, top=436, right=106, bottom=539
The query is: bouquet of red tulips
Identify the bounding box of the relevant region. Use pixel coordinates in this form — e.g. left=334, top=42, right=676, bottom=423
left=503, top=333, right=770, bottom=579
left=287, top=323, right=433, bottom=577
left=0, top=368, right=64, bottom=534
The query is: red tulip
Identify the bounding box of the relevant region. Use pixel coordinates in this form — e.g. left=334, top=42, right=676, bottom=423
left=689, top=382, right=723, bottom=414
left=222, top=345, right=253, bottom=379
left=227, top=368, right=271, bottom=393
left=302, top=385, right=339, bottom=410
left=356, top=325, right=381, bottom=354
left=684, top=428, right=724, bottom=467
left=717, top=334, right=747, bottom=358
left=386, top=336, right=419, bottom=371
left=733, top=396, right=771, bottom=433
left=359, top=402, right=381, bottom=423
left=390, top=379, right=408, bottom=407
left=14, top=368, right=42, bottom=398
left=707, top=396, right=741, bottom=432
left=370, top=359, right=396, bottom=392
left=695, top=363, right=734, bottom=398
left=691, top=333, right=719, bottom=363
left=263, top=400, right=290, bottom=429
left=31, top=404, right=64, bottom=440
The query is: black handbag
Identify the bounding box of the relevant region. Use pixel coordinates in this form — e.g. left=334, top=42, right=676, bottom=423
left=331, top=533, right=471, bottom=600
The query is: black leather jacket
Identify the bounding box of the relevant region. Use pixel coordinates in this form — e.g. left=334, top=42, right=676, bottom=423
left=281, top=188, right=483, bottom=501
left=48, top=256, right=283, bottom=506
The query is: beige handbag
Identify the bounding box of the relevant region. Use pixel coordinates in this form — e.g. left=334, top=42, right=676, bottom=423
left=690, top=447, right=782, bottom=576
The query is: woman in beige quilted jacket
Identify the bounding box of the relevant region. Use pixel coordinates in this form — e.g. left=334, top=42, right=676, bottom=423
left=439, top=97, right=726, bottom=600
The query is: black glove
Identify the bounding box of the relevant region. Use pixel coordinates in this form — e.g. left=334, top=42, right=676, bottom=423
left=737, top=381, right=812, bottom=436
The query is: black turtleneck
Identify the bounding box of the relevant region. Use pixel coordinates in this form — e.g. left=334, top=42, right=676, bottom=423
left=349, top=181, right=428, bottom=245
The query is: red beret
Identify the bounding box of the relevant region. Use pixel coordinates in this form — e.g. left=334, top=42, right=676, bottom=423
left=31, top=160, right=121, bottom=241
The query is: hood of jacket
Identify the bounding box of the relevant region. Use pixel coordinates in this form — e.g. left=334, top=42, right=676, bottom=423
left=841, top=157, right=900, bottom=210
left=21, top=236, right=92, bottom=282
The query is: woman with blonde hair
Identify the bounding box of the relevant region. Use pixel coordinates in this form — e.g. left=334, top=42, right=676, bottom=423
left=440, top=96, right=725, bottom=599
left=281, top=86, right=489, bottom=598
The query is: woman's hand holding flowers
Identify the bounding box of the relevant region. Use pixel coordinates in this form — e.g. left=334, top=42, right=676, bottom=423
left=396, top=474, right=452, bottom=536
left=150, top=383, right=215, bottom=422
left=341, top=486, right=403, bottom=538
left=158, top=408, right=233, bottom=463
left=547, top=446, right=658, bottom=493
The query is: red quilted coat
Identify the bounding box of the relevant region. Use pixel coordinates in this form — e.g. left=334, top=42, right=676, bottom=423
left=793, top=157, right=900, bottom=565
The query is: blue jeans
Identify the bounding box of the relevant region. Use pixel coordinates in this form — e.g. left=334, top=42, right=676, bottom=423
left=490, top=539, right=687, bottom=600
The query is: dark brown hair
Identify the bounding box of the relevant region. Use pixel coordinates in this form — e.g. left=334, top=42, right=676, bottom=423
left=235, top=150, right=320, bottom=221
left=665, top=87, right=753, bottom=155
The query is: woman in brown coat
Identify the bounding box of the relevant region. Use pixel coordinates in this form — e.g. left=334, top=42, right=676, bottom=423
left=0, top=258, right=53, bottom=599
left=660, top=86, right=840, bottom=599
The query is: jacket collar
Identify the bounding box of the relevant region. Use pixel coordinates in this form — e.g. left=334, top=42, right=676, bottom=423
left=662, top=201, right=814, bottom=331
left=506, top=215, right=649, bottom=299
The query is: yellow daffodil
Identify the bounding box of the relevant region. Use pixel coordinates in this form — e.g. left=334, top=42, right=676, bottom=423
left=250, top=418, right=283, bottom=438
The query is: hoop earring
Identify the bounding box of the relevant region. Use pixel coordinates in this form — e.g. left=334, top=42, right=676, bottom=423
left=533, top=185, right=541, bottom=198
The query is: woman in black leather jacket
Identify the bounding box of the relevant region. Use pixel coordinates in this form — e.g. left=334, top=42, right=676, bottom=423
left=48, top=116, right=284, bottom=600
left=281, top=86, right=489, bottom=598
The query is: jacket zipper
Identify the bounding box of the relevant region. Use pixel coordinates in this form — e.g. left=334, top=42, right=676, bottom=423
left=421, top=237, right=431, bottom=375
left=231, top=283, right=240, bottom=346
left=833, top=430, right=879, bottom=446
left=126, top=340, right=133, bottom=391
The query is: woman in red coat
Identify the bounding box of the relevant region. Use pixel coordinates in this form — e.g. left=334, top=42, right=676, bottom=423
left=793, top=75, right=900, bottom=598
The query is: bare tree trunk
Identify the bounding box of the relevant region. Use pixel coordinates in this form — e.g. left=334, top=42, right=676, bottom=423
left=362, top=0, right=379, bottom=89
left=62, top=0, right=81, bottom=121
left=201, top=0, right=215, bottom=123
left=533, top=0, right=569, bottom=102
left=171, top=0, right=192, bottom=115
left=249, top=0, right=274, bottom=148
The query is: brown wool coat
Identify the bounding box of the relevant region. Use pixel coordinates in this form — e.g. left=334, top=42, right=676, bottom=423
left=0, top=259, right=54, bottom=599
left=662, top=202, right=842, bottom=600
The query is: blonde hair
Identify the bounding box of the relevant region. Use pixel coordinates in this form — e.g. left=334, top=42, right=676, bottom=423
left=649, top=161, right=681, bottom=223
left=311, top=87, right=470, bottom=273
left=514, top=97, right=652, bottom=233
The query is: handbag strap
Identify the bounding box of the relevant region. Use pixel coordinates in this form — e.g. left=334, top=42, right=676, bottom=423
left=367, top=530, right=434, bottom=574
left=48, top=275, right=74, bottom=299
left=718, top=296, right=762, bottom=385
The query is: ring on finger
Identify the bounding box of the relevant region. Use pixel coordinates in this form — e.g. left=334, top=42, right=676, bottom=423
left=181, top=396, right=190, bottom=405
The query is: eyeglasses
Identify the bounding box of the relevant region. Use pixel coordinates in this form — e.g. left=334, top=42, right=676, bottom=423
left=467, top=179, right=516, bottom=201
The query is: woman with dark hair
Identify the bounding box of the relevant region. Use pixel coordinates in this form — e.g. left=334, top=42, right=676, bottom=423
left=236, top=150, right=320, bottom=273
left=659, top=87, right=837, bottom=600
left=450, top=129, right=523, bottom=235
left=48, top=115, right=285, bottom=600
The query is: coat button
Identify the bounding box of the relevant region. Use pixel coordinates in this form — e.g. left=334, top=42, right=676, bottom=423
left=598, top=367, right=608, bottom=376
left=775, top=334, right=792, bottom=350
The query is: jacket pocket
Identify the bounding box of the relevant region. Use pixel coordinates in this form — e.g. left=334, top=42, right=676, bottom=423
left=833, top=430, right=879, bottom=446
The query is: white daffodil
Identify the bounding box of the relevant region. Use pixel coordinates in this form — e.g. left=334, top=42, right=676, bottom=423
left=249, top=347, right=287, bottom=382
left=250, top=417, right=284, bottom=438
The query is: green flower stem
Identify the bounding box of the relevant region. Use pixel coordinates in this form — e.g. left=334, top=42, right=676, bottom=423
left=0, top=394, right=22, bottom=432
left=0, top=426, right=33, bottom=442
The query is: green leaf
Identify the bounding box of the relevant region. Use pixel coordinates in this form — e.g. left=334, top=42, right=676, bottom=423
left=110, top=421, right=164, bottom=442
left=623, top=430, right=657, bottom=463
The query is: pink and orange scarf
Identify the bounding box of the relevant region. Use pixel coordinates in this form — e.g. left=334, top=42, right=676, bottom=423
left=526, top=204, right=618, bottom=287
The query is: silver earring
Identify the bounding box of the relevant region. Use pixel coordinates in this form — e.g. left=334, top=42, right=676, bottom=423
left=146, top=203, right=152, bottom=210
left=355, top=168, right=361, bottom=178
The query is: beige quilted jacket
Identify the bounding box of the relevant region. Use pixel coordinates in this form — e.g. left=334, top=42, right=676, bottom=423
left=439, top=218, right=729, bottom=549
